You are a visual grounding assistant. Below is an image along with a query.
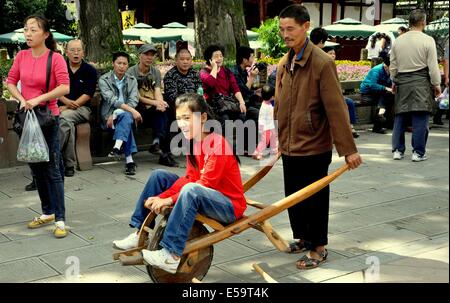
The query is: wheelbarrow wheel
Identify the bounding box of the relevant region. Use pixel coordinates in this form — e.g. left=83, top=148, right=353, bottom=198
left=146, top=214, right=214, bottom=283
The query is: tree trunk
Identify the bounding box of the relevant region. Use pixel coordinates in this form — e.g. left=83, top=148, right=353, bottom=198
left=79, top=0, right=123, bottom=63
left=194, top=0, right=249, bottom=61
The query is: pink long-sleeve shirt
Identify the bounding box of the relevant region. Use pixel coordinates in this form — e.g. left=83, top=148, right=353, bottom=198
left=200, top=66, right=240, bottom=103
left=6, top=49, right=70, bottom=116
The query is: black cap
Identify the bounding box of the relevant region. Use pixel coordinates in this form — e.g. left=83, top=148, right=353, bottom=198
left=138, top=44, right=157, bottom=54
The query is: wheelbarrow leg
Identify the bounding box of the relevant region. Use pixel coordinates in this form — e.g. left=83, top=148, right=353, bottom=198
left=250, top=220, right=289, bottom=252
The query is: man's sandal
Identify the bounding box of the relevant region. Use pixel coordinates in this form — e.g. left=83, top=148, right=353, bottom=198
left=286, top=240, right=311, bottom=254
left=296, top=249, right=328, bottom=270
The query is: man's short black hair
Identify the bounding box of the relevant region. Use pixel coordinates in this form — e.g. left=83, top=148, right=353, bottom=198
left=176, top=48, right=192, bottom=58
left=310, top=27, right=328, bottom=45
left=409, top=9, right=426, bottom=28
left=204, top=45, right=224, bottom=65
left=112, top=51, right=130, bottom=63
left=279, top=4, right=310, bottom=25
left=236, top=46, right=255, bottom=65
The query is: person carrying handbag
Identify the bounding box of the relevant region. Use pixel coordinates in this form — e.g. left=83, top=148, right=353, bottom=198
left=6, top=15, right=70, bottom=238
left=199, top=45, right=247, bottom=126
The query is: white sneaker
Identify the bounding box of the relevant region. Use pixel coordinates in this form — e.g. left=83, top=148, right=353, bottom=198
left=393, top=150, right=404, bottom=160
left=113, top=232, right=139, bottom=250
left=142, top=248, right=180, bottom=274
left=411, top=152, right=428, bottom=162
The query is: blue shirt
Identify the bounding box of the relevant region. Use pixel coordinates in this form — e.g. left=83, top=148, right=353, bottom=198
left=360, top=63, right=392, bottom=94
left=114, top=73, right=126, bottom=104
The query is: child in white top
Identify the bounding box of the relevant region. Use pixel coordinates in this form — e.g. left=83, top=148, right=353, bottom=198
left=253, top=85, right=278, bottom=160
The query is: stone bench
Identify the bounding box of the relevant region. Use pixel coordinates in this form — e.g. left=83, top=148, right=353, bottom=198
left=340, top=80, right=377, bottom=124
left=0, top=98, right=22, bottom=168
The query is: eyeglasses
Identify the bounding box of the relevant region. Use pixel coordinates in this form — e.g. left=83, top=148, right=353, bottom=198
left=68, top=48, right=82, bottom=53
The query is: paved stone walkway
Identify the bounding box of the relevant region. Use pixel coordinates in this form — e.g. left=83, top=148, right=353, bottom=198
left=0, top=122, right=448, bottom=283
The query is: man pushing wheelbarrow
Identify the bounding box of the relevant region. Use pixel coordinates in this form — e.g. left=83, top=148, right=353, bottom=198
left=112, top=5, right=362, bottom=283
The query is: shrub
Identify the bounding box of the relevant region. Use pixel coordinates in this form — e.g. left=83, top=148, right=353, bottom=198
left=254, top=17, right=287, bottom=59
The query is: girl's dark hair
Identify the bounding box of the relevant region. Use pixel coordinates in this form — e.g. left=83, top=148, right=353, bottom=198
left=204, top=44, right=224, bottom=65
left=24, top=15, right=57, bottom=51
left=175, top=93, right=240, bottom=170
left=398, top=26, right=408, bottom=33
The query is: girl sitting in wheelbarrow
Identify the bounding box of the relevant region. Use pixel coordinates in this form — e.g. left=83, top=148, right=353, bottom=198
left=113, top=93, right=247, bottom=274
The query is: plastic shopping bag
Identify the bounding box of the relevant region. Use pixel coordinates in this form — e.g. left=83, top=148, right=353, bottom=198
left=17, top=110, right=49, bottom=163
left=436, top=87, right=449, bottom=110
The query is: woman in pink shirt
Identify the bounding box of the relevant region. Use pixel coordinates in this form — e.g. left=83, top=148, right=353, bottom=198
left=6, top=15, right=70, bottom=238
left=200, top=45, right=247, bottom=124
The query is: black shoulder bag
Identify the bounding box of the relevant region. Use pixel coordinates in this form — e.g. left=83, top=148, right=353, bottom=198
left=13, top=51, right=56, bottom=136
left=208, top=68, right=241, bottom=115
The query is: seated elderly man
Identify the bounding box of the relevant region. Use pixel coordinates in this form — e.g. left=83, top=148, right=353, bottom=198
left=99, top=51, right=141, bottom=175
left=58, top=39, right=97, bottom=177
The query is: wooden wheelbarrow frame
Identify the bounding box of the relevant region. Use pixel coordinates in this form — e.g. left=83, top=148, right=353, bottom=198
left=113, top=154, right=349, bottom=280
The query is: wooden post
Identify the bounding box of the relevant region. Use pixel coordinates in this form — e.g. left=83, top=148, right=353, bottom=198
left=319, top=1, right=323, bottom=26
left=374, top=0, right=382, bottom=25
left=258, top=0, right=267, bottom=24
left=331, top=0, right=338, bottom=24
left=359, top=0, right=363, bottom=21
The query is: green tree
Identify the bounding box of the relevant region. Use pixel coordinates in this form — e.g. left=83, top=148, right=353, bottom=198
left=44, top=0, right=76, bottom=36
left=0, top=0, right=76, bottom=36
left=78, top=0, right=123, bottom=63
left=0, top=0, right=46, bottom=33
left=255, top=17, right=287, bottom=59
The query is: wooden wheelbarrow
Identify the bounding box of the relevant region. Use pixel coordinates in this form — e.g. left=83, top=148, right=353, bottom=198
left=113, top=154, right=350, bottom=283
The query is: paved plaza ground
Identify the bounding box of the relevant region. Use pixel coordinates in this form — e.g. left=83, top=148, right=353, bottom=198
left=0, top=122, right=448, bottom=283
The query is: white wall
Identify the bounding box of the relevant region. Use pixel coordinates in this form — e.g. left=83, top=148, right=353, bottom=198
left=302, top=2, right=394, bottom=26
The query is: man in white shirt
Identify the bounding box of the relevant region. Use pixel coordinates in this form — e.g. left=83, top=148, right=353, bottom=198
left=390, top=9, right=441, bottom=162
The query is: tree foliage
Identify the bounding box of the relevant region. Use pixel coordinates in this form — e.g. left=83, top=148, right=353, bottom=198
left=44, top=0, right=76, bottom=36
left=0, top=0, right=75, bottom=36
left=254, top=17, right=287, bottom=59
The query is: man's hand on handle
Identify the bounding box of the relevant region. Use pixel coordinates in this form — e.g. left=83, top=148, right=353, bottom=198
left=345, top=153, right=362, bottom=170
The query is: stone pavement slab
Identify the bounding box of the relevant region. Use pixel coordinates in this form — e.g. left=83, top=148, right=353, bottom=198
left=0, top=233, right=89, bottom=263
left=38, top=243, right=118, bottom=274
left=386, top=209, right=449, bottom=237
left=70, top=221, right=134, bottom=245
left=0, top=258, right=59, bottom=283
left=0, top=233, right=9, bottom=243
left=0, top=207, right=40, bottom=227
left=34, top=263, right=150, bottom=283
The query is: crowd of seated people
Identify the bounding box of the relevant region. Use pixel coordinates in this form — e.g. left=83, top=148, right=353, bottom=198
left=16, top=36, right=443, bottom=179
